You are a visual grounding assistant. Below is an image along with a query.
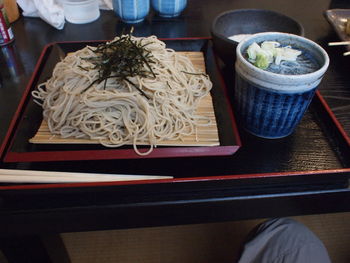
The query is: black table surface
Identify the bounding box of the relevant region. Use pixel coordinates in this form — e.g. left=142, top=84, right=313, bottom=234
left=0, top=0, right=350, bottom=237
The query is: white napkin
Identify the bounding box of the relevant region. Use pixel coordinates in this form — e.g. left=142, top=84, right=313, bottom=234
left=16, top=0, right=113, bottom=30
left=17, top=0, right=65, bottom=30
left=99, top=0, right=113, bottom=10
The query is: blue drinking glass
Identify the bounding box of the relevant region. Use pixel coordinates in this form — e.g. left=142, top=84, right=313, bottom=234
left=113, top=0, right=150, bottom=23
left=151, top=0, right=187, bottom=18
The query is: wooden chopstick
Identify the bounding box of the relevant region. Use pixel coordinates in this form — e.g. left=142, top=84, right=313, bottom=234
left=0, top=169, right=173, bottom=183
left=328, top=41, right=350, bottom=46
left=328, top=41, right=350, bottom=56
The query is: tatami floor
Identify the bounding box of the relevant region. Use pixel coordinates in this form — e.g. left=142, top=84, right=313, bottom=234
left=59, top=212, right=350, bottom=263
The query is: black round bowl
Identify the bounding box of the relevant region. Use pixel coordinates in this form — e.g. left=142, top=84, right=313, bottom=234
left=211, top=9, right=304, bottom=67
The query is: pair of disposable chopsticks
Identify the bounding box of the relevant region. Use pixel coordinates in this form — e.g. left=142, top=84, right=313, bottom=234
left=328, top=41, right=350, bottom=56
left=0, top=169, right=173, bottom=183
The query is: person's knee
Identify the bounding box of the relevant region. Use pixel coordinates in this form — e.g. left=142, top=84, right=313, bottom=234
left=237, top=218, right=331, bottom=263
left=257, top=218, right=320, bottom=246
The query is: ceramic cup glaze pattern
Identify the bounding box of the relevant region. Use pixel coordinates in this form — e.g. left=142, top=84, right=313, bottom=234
left=151, top=0, right=187, bottom=17
left=234, top=32, right=329, bottom=138
left=113, top=0, right=150, bottom=23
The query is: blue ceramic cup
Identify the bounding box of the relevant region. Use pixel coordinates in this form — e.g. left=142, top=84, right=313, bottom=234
left=151, top=0, right=187, bottom=18
left=113, top=0, right=150, bottom=23
left=234, top=32, right=329, bottom=138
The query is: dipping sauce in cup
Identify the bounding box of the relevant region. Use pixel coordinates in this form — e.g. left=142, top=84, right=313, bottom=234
left=234, top=32, right=329, bottom=138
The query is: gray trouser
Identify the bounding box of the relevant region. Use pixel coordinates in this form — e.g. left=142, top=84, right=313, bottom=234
left=237, top=218, right=332, bottom=263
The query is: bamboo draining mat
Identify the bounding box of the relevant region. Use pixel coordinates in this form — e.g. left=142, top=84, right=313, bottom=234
left=30, top=52, right=219, bottom=147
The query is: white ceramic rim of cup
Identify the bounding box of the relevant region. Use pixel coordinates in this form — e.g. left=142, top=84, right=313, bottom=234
left=65, top=13, right=100, bottom=24
left=236, top=32, right=330, bottom=92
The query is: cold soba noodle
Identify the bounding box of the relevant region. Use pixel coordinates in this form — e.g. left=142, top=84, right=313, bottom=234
left=32, top=35, right=212, bottom=155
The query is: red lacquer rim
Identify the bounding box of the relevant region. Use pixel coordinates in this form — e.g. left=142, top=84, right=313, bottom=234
left=0, top=168, right=349, bottom=191
left=315, top=90, right=350, bottom=146
left=213, top=50, right=242, bottom=147
left=0, top=43, right=53, bottom=160
left=4, top=145, right=239, bottom=162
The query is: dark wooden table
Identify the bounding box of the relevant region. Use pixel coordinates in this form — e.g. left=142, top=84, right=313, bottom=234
left=0, top=0, right=350, bottom=262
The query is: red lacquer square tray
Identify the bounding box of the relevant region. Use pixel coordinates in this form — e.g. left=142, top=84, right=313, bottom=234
left=0, top=38, right=241, bottom=162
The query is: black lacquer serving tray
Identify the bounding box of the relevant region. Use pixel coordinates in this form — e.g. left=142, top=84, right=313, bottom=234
left=0, top=38, right=349, bottom=191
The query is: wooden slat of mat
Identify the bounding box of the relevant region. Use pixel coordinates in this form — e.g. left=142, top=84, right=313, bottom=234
left=30, top=52, right=220, bottom=147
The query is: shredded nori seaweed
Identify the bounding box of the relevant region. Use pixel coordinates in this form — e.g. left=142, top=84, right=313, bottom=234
left=82, top=34, right=156, bottom=99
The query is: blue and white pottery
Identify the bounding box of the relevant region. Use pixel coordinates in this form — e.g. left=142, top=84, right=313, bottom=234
left=234, top=32, right=329, bottom=138
left=113, top=0, right=150, bottom=23
left=151, top=0, right=187, bottom=18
